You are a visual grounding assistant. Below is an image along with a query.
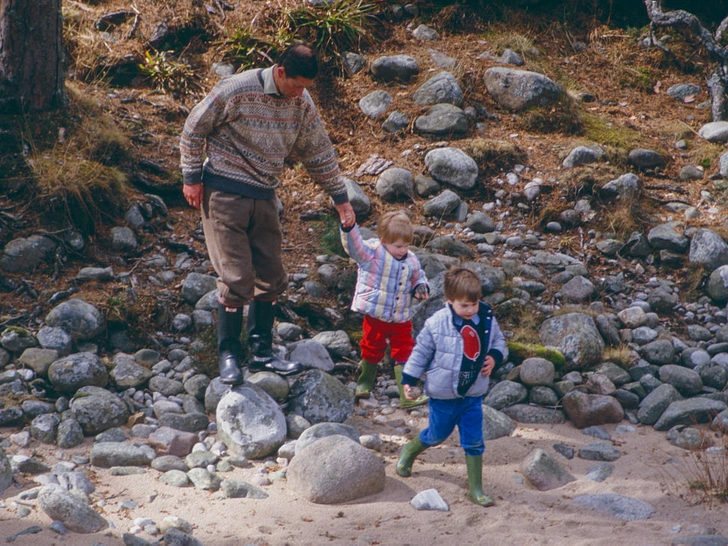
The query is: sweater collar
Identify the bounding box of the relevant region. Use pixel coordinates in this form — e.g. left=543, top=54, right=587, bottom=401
left=261, top=66, right=282, bottom=97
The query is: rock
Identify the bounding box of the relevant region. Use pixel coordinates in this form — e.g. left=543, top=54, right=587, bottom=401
left=0, top=235, right=56, bottom=273
left=45, top=299, right=105, bottom=341
left=38, top=485, right=108, bottom=533
left=561, top=391, right=624, bottom=429
left=521, top=448, right=576, bottom=491
left=370, top=55, right=419, bottom=82
left=484, top=67, right=564, bottom=111
left=654, top=398, right=727, bottom=431
left=637, top=383, right=682, bottom=425
left=287, top=435, right=385, bottom=504
left=216, top=384, right=287, bottom=459
left=574, top=493, right=655, bottom=521
left=414, top=104, right=469, bottom=136
left=698, top=121, right=728, bottom=143
left=89, top=442, right=155, bottom=467
left=70, top=386, right=130, bottom=436
left=288, top=369, right=355, bottom=424
left=411, top=489, right=449, bottom=511
left=359, top=90, right=392, bottom=119
left=481, top=404, right=516, bottom=440
left=628, top=148, right=665, bottom=169
left=295, top=422, right=360, bottom=455
left=412, top=72, right=463, bottom=106
left=539, top=313, right=604, bottom=371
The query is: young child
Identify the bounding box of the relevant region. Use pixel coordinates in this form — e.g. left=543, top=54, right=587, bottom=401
left=341, top=211, right=430, bottom=409
left=396, top=266, right=506, bottom=507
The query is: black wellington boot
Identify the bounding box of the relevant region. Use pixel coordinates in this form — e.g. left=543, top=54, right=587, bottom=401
left=247, top=300, right=302, bottom=376
left=217, top=302, right=243, bottom=385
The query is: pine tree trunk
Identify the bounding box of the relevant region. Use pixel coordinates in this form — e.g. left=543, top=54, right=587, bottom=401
left=0, top=0, right=66, bottom=113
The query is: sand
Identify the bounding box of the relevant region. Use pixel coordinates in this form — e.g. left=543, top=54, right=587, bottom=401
left=1, top=410, right=727, bottom=546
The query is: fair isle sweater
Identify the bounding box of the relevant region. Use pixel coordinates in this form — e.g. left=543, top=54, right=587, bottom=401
left=180, top=66, right=348, bottom=204
left=341, top=223, right=428, bottom=323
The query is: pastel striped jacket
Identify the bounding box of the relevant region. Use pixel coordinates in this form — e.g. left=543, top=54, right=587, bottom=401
left=341, top=224, right=428, bottom=323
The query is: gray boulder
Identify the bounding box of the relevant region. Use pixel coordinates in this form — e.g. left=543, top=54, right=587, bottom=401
left=288, top=369, right=355, bottom=424
left=287, top=435, right=385, bottom=504
left=45, top=299, right=105, bottom=340
left=521, top=448, right=576, bottom=491
left=412, top=72, right=463, bottom=106
left=484, top=67, right=564, bottom=111
left=216, top=384, right=287, bottom=459
left=539, top=313, right=604, bottom=371
left=38, top=485, right=108, bottom=533
left=48, top=352, right=108, bottom=394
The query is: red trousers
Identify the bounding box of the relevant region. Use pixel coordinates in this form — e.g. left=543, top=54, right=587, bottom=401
left=360, top=315, right=415, bottom=364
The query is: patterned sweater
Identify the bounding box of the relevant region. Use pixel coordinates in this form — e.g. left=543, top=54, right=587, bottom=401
left=180, top=66, right=348, bottom=203
left=341, top=223, right=428, bottom=323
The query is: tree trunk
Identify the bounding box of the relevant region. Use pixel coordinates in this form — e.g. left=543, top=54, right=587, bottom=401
left=0, top=0, right=66, bottom=113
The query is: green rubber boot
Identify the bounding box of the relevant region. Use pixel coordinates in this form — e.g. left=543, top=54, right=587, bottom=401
left=396, top=436, right=428, bottom=477
left=466, top=455, right=495, bottom=507
left=355, top=359, right=378, bottom=399
left=394, top=365, right=428, bottom=409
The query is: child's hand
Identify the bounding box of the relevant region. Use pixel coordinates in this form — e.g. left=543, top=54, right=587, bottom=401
left=413, top=284, right=429, bottom=300
left=482, top=356, right=495, bottom=377
left=403, top=384, right=416, bottom=400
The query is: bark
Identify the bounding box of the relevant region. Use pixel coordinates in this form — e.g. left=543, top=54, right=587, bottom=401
left=644, top=0, right=728, bottom=122
left=0, top=0, right=66, bottom=113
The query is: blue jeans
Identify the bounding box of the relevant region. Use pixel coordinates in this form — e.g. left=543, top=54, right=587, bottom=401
left=419, top=396, right=485, bottom=456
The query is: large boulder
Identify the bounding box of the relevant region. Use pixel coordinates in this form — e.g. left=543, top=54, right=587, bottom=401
left=287, top=435, right=385, bottom=504
left=216, top=384, right=287, bottom=459
left=539, top=313, right=604, bottom=371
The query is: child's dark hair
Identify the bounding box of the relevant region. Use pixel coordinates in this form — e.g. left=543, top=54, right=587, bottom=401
left=378, top=211, right=413, bottom=245
left=279, top=42, right=319, bottom=80
left=444, top=267, right=482, bottom=302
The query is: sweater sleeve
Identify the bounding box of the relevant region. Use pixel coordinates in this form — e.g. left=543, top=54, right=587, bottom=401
left=293, top=94, right=348, bottom=204
left=180, top=89, right=226, bottom=186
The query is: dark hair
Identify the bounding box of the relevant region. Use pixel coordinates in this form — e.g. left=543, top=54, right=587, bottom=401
left=444, top=267, right=482, bottom=302
left=279, top=42, right=319, bottom=80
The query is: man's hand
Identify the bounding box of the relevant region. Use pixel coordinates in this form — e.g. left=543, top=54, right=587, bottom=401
left=482, top=355, right=496, bottom=377
left=183, top=183, right=203, bottom=209
left=336, top=202, right=355, bottom=228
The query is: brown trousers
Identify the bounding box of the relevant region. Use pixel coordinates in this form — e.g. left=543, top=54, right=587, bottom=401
left=201, top=187, right=287, bottom=308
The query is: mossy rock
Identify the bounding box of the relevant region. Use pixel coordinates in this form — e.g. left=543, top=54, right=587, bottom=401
left=507, top=342, right=565, bottom=369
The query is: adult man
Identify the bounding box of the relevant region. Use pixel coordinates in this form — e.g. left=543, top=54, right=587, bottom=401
left=181, top=43, right=355, bottom=385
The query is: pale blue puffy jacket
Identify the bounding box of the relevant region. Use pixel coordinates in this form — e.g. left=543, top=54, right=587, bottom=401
left=402, top=303, right=507, bottom=399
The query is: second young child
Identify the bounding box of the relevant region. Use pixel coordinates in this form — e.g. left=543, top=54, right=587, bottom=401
left=397, top=267, right=507, bottom=507
left=341, top=211, right=429, bottom=408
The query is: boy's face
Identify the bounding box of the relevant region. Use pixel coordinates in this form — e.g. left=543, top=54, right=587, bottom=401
left=383, top=239, right=409, bottom=260
left=448, top=298, right=479, bottom=321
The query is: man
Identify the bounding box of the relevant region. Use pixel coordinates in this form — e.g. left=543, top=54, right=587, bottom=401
left=181, top=42, right=355, bottom=385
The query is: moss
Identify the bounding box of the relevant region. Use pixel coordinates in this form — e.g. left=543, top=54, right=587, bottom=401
left=507, top=342, right=566, bottom=369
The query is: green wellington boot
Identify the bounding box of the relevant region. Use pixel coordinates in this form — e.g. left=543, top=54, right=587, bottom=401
left=466, top=455, right=495, bottom=507
left=394, top=365, right=428, bottom=409
left=396, top=436, right=428, bottom=477
left=355, top=359, right=378, bottom=399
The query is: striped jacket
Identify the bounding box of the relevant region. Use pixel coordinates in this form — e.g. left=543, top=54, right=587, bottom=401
left=341, top=224, right=428, bottom=323
left=180, top=66, right=347, bottom=203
